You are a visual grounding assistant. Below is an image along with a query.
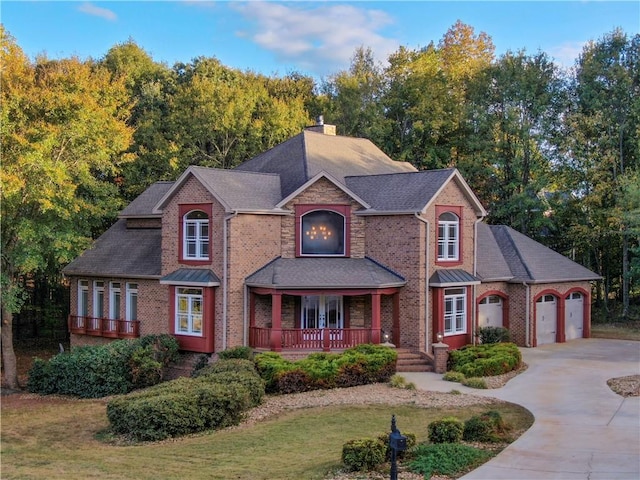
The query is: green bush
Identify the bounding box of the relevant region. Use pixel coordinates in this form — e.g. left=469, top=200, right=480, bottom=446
left=448, top=343, right=521, bottom=377
left=194, top=358, right=257, bottom=377
left=442, top=371, right=465, bottom=383
left=388, top=374, right=416, bottom=390
left=463, top=411, right=510, bottom=442
left=409, top=443, right=492, bottom=479
left=199, top=370, right=265, bottom=407
left=254, top=345, right=397, bottom=394
left=341, top=438, right=386, bottom=472
left=106, top=377, right=252, bottom=442
left=477, top=326, right=511, bottom=344
left=26, top=335, right=179, bottom=398
left=427, top=417, right=463, bottom=444
left=462, top=377, right=488, bottom=389
left=218, top=346, right=254, bottom=360
left=377, top=432, right=417, bottom=460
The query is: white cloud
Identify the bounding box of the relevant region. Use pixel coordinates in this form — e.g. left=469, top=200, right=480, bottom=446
left=77, top=2, right=117, bottom=21
left=232, top=1, right=399, bottom=76
left=548, top=41, right=586, bottom=68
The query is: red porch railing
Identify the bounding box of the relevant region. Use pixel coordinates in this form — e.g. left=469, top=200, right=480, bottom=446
left=249, top=327, right=373, bottom=352
left=68, top=315, right=140, bottom=339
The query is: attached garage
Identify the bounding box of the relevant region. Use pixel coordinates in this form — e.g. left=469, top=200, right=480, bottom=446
left=536, top=294, right=557, bottom=346
left=565, top=292, right=584, bottom=340
left=478, top=295, right=503, bottom=329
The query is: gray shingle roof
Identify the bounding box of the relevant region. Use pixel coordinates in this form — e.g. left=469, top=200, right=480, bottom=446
left=120, top=181, right=174, bottom=217
left=245, top=257, right=406, bottom=289
left=62, top=219, right=161, bottom=278
left=235, top=130, right=416, bottom=198
left=154, top=167, right=283, bottom=213
left=346, top=169, right=456, bottom=212
left=476, top=223, right=514, bottom=281
left=479, top=224, right=600, bottom=283
left=429, top=269, right=480, bottom=286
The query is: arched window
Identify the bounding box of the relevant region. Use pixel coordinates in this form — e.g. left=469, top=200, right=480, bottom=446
left=438, top=212, right=459, bottom=261
left=301, top=210, right=345, bottom=255
left=183, top=210, right=209, bottom=260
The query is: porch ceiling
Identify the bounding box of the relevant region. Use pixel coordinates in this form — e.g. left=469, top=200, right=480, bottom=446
left=245, top=257, right=406, bottom=289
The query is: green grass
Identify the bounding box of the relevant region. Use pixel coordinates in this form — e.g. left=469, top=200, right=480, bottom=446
left=591, top=322, right=640, bottom=341
left=1, top=394, right=533, bottom=480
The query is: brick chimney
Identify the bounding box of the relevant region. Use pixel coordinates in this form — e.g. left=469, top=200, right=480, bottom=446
left=306, top=115, right=336, bottom=135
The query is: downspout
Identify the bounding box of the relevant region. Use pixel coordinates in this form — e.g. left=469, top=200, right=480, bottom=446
left=223, top=211, right=238, bottom=351
left=415, top=213, right=429, bottom=352
left=523, top=282, right=531, bottom=347
left=473, top=217, right=483, bottom=344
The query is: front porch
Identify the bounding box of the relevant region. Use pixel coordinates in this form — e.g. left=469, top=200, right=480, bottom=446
left=249, top=326, right=376, bottom=351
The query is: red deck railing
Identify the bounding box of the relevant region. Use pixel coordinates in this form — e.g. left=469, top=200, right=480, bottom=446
left=249, top=327, right=373, bottom=351
left=68, top=315, right=140, bottom=339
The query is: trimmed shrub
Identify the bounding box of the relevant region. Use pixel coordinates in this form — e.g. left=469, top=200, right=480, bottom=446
left=194, top=358, right=257, bottom=377
left=218, top=346, right=254, bottom=360
left=275, top=369, right=314, bottom=394
left=254, top=345, right=397, bottom=394
left=26, top=335, right=179, bottom=398
left=409, top=443, right=492, bottom=478
left=442, top=371, right=465, bottom=383
left=463, top=411, right=510, bottom=442
left=341, top=438, right=386, bottom=472
left=462, top=377, right=488, bottom=389
left=427, top=417, right=464, bottom=444
left=448, top=343, right=521, bottom=377
left=477, top=326, right=511, bottom=344
left=199, top=370, right=265, bottom=407
left=106, top=378, right=252, bottom=442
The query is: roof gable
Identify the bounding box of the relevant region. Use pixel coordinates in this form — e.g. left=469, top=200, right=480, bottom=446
left=276, top=171, right=370, bottom=209
left=346, top=168, right=486, bottom=216
left=153, top=166, right=283, bottom=214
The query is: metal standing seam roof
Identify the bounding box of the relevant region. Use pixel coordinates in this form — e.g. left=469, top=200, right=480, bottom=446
left=160, top=268, right=221, bottom=287
left=429, top=269, right=480, bottom=287
left=245, top=257, right=406, bottom=289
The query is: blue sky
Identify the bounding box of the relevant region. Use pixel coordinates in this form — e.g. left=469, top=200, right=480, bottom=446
left=3, top=1, right=639, bottom=78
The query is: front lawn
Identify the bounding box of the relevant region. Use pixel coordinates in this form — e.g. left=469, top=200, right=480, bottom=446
left=1, top=388, right=533, bottom=480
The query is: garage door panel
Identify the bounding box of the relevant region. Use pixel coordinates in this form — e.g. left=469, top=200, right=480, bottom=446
left=565, top=293, right=584, bottom=341
left=536, top=295, right=557, bottom=345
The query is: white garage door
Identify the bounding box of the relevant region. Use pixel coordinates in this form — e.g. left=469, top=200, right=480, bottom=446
left=478, top=295, right=503, bottom=329
left=565, top=292, right=584, bottom=341
left=536, top=294, right=557, bottom=345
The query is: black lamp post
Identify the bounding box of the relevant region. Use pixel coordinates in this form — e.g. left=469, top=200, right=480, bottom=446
left=388, top=414, right=407, bottom=480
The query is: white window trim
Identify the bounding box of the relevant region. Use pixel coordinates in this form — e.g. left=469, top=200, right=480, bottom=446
left=126, top=283, right=138, bottom=322
left=175, top=287, right=204, bottom=337
left=109, top=282, right=121, bottom=320
left=183, top=211, right=209, bottom=260
left=93, top=281, right=104, bottom=318
left=444, top=287, right=466, bottom=335
left=438, top=215, right=460, bottom=261
left=78, top=280, right=89, bottom=317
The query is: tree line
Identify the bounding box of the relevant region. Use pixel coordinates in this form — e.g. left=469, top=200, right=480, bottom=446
left=1, top=21, right=638, bottom=385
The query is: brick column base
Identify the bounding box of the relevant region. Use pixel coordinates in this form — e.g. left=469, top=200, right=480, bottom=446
left=432, top=342, right=449, bottom=374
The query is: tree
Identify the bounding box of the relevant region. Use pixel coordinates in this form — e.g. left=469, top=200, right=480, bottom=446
left=319, top=47, right=388, bottom=139
left=0, top=28, right=134, bottom=387
left=561, top=29, right=640, bottom=312
left=465, top=50, right=566, bottom=240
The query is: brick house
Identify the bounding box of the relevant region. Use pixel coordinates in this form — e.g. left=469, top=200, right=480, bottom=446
left=63, top=123, right=600, bottom=359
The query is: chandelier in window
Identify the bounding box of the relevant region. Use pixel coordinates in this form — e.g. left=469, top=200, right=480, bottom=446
left=306, top=225, right=332, bottom=241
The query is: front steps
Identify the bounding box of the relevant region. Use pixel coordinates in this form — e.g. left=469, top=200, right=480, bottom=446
left=395, top=348, right=434, bottom=372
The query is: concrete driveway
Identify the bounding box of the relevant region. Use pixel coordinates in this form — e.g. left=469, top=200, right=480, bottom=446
left=400, top=338, right=640, bottom=480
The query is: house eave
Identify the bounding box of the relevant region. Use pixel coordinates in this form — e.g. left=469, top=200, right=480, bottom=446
left=62, top=272, right=162, bottom=280
left=429, top=280, right=481, bottom=288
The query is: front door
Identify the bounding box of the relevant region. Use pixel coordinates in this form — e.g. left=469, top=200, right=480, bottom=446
left=302, top=295, right=344, bottom=330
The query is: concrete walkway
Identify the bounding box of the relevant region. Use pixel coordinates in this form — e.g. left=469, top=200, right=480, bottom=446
left=400, top=338, right=640, bottom=480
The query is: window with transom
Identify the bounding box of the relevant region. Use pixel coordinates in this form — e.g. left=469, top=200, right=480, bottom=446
left=438, top=212, right=459, bottom=261
left=183, top=210, right=209, bottom=260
